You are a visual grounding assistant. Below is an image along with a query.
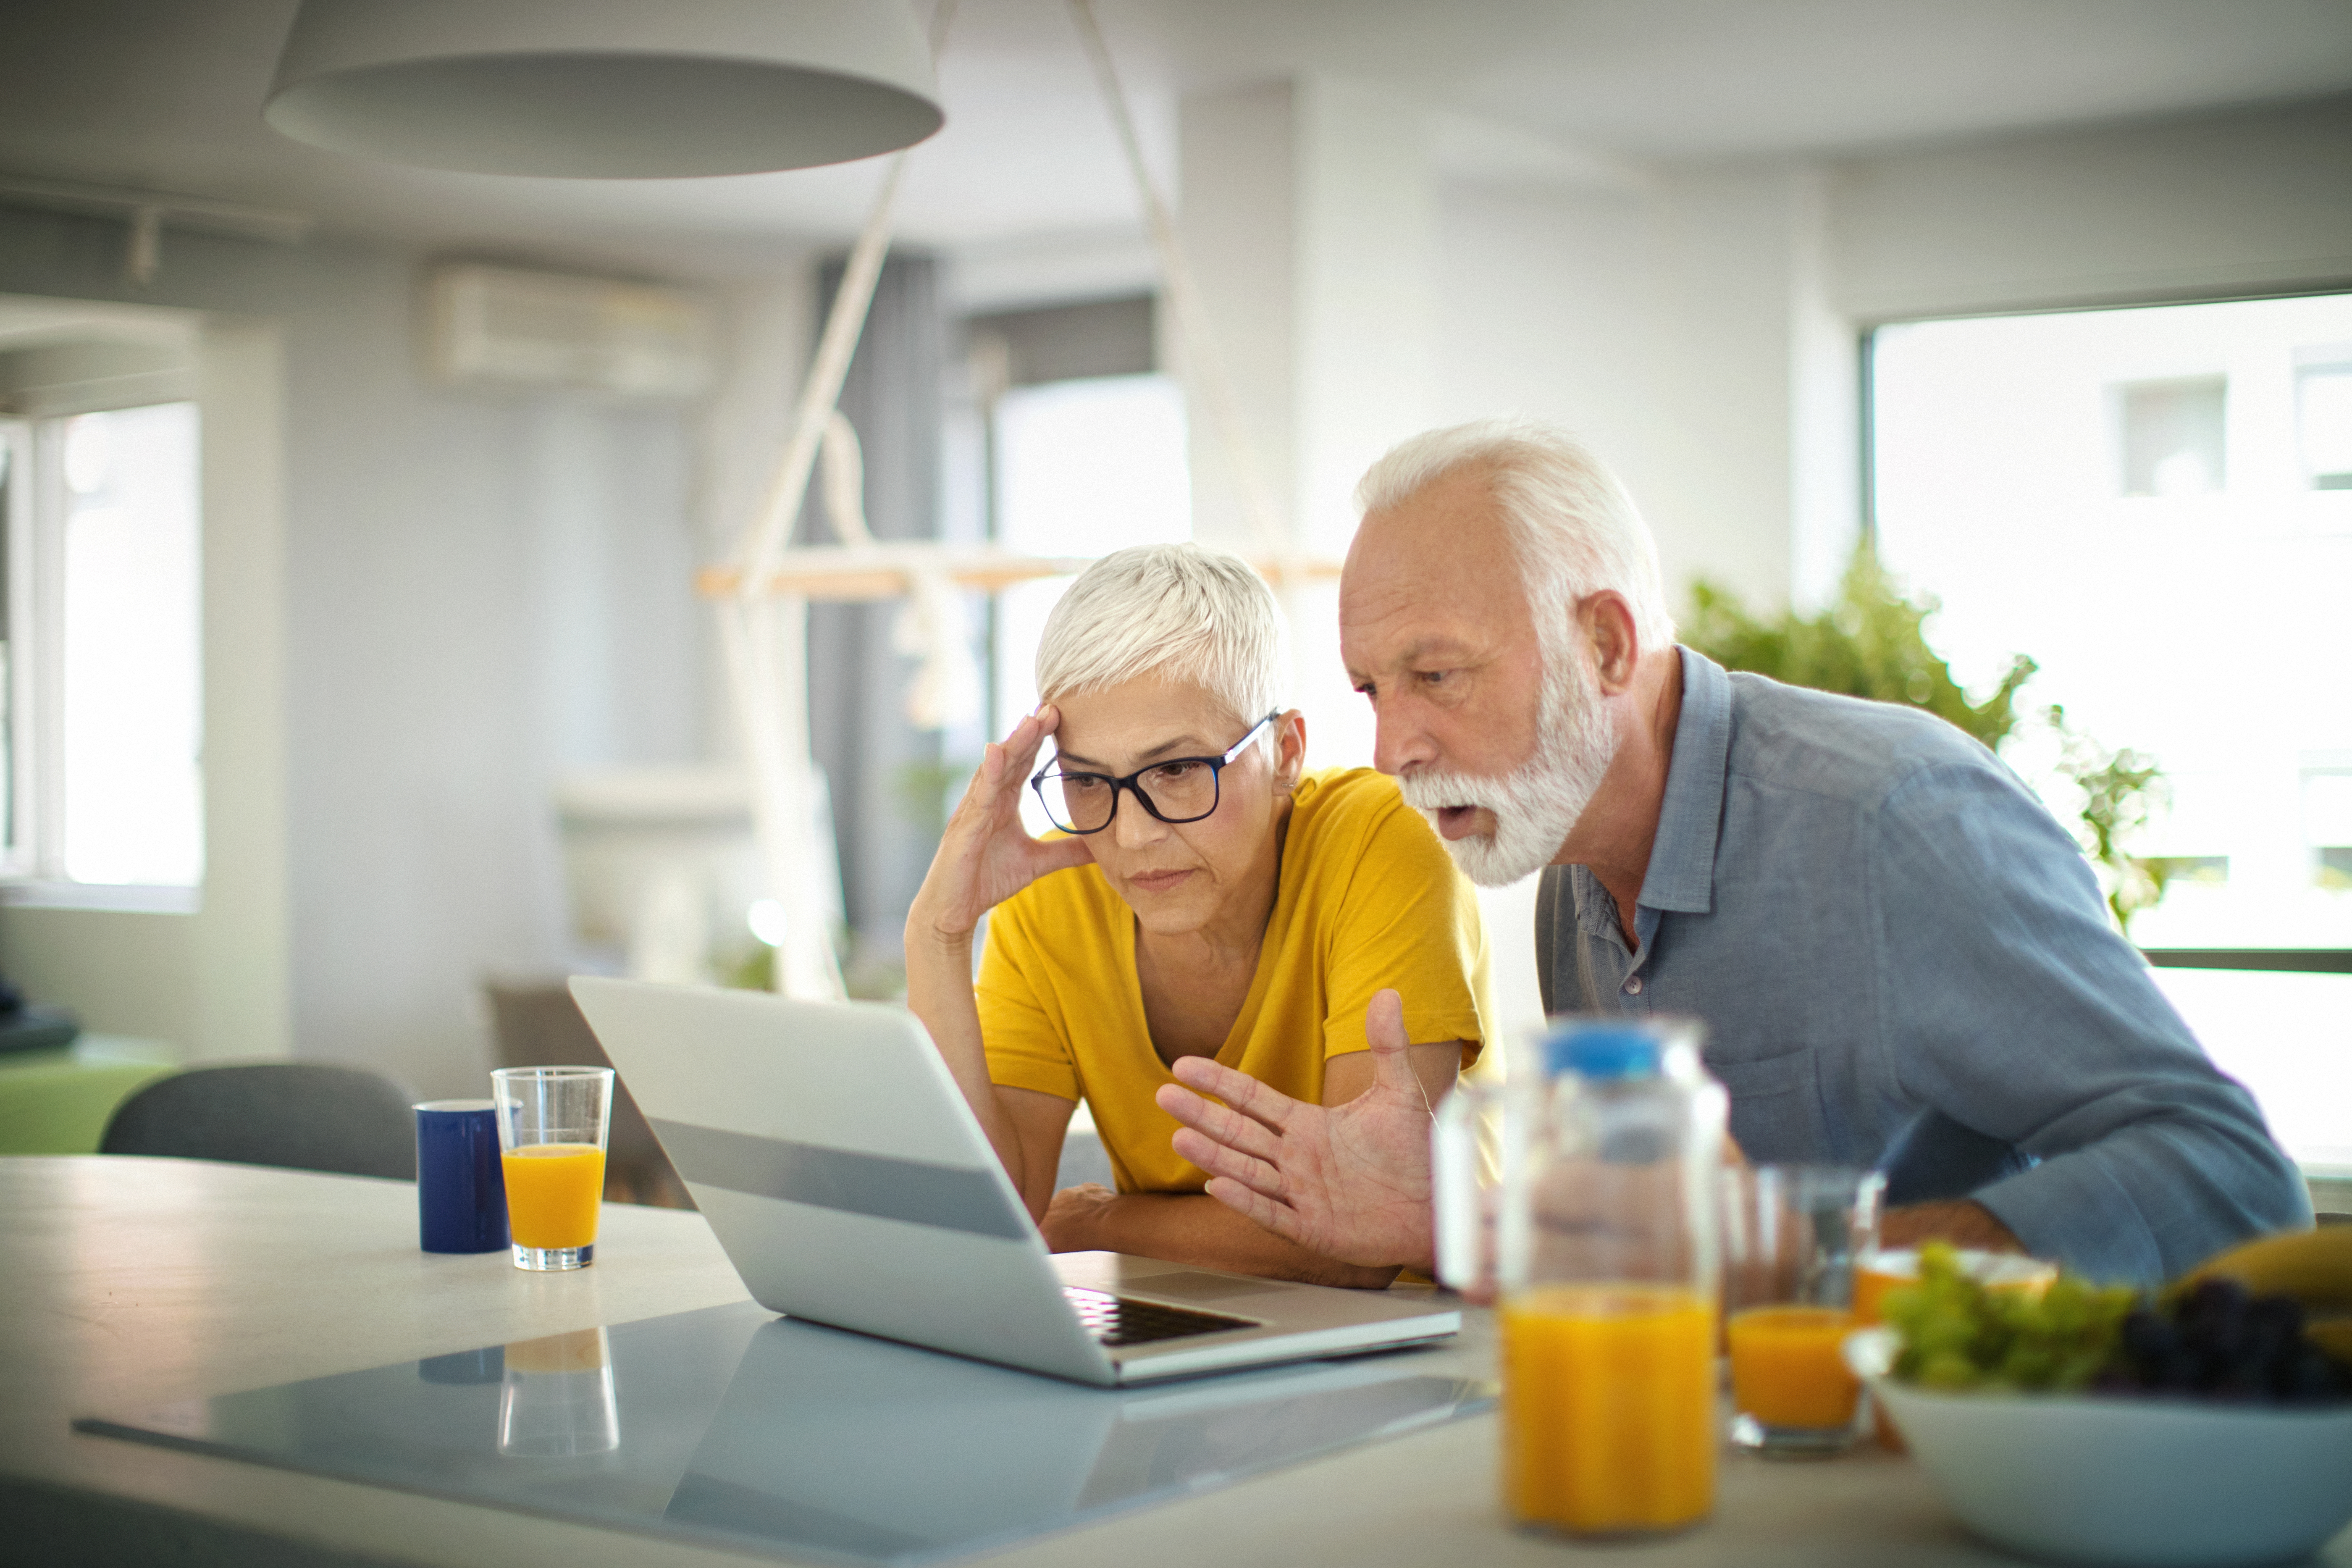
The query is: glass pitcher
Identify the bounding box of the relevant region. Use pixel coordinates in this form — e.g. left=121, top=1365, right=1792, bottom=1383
left=1434, top=1017, right=1727, bottom=1536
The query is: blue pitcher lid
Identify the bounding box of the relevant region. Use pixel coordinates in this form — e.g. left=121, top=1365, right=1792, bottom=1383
left=1543, top=1021, right=1662, bottom=1079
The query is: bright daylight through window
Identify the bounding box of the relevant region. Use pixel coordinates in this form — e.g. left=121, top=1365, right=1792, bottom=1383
left=0, top=401, right=204, bottom=900
left=1869, top=292, right=2352, bottom=1172
left=989, top=371, right=1189, bottom=833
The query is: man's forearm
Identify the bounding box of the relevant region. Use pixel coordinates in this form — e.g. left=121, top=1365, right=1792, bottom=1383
left=1877, top=1199, right=2024, bottom=1253
left=1048, top=1192, right=1401, bottom=1289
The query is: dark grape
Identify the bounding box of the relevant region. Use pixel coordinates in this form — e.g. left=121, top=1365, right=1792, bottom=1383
left=2280, top=1347, right=2350, bottom=1405
left=2119, top=1308, right=2178, bottom=1363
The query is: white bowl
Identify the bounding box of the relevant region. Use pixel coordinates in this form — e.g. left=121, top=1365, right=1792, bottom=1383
left=1845, top=1327, right=2352, bottom=1568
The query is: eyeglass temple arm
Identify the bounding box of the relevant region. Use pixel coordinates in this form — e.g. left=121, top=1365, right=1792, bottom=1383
left=1221, top=712, right=1281, bottom=764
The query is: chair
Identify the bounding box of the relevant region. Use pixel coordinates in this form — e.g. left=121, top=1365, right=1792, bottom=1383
left=100, top=1061, right=417, bottom=1180
left=483, top=981, right=693, bottom=1209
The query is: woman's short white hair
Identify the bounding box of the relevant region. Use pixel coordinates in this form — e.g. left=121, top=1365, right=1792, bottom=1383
left=1036, top=543, right=1288, bottom=725
left=1354, top=417, right=1676, bottom=654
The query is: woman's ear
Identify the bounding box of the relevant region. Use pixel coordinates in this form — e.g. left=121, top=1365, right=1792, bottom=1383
left=1273, top=709, right=1307, bottom=793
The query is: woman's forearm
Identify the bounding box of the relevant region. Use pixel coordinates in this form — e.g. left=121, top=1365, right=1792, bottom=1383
left=903, top=925, right=1042, bottom=1212
left=1044, top=1190, right=1401, bottom=1289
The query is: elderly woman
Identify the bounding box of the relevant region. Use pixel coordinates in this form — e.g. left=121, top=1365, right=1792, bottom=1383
left=906, top=543, right=1488, bottom=1287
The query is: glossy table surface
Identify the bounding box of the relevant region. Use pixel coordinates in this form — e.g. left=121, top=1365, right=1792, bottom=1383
left=6, top=1156, right=2346, bottom=1568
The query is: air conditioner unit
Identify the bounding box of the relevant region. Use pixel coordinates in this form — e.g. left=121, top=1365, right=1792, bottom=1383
left=426, top=263, right=715, bottom=399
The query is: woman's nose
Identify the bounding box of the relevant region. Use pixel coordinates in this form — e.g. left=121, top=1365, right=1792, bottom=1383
left=1109, top=789, right=1166, bottom=847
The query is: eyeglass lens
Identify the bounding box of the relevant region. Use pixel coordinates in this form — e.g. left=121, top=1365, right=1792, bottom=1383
left=1047, top=758, right=1219, bottom=833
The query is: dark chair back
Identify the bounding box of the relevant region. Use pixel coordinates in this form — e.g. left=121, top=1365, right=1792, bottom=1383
left=484, top=981, right=693, bottom=1209
left=100, top=1061, right=417, bottom=1180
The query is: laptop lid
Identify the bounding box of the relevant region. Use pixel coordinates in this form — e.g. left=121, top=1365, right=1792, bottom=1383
left=569, top=977, right=1117, bottom=1385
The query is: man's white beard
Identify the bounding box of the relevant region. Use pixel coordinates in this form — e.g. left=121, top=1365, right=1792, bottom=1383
left=1398, top=653, right=1620, bottom=888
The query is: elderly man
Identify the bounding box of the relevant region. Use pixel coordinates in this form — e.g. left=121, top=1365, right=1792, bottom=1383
left=1157, top=417, right=2307, bottom=1287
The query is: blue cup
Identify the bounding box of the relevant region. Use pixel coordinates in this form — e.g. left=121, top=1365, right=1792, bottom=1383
left=416, top=1099, right=509, bottom=1254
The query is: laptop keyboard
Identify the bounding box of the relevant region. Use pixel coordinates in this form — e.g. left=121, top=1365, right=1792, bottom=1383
left=1063, top=1285, right=1256, bottom=1346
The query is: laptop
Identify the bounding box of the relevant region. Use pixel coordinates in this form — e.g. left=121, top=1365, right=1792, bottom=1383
left=569, top=977, right=1458, bottom=1386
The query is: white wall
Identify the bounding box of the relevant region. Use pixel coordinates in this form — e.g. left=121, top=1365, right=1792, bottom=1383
left=1430, top=170, right=1840, bottom=620
left=0, top=206, right=744, bottom=1098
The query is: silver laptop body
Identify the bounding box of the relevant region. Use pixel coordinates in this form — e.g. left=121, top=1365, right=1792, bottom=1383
left=569, top=977, right=1458, bottom=1387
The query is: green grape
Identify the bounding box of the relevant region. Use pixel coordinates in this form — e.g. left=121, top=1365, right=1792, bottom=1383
left=1916, top=1350, right=1983, bottom=1391
left=1884, top=1242, right=2142, bottom=1395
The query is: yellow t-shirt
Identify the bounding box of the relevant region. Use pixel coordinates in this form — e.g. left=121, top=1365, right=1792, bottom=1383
left=975, top=767, right=1490, bottom=1195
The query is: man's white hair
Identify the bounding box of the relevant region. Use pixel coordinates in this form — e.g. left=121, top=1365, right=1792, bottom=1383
left=1354, top=416, right=1676, bottom=654
left=1036, top=543, right=1288, bottom=724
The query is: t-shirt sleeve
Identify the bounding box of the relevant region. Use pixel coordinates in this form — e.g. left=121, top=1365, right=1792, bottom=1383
left=974, top=903, right=1082, bottom=1103
left=1320, top=797, right=1489, bottom=1064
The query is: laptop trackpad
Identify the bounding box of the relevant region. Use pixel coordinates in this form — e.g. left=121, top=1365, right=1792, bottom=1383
left=1124, top=1270, right=1293, bottom=1303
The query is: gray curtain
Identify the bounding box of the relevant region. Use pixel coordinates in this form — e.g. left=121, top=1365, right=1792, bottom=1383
left=804, top=252, right=944, bottom=967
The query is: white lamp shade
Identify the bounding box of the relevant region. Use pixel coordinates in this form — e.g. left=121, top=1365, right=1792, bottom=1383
left=264, top=0, right=944, bottom=177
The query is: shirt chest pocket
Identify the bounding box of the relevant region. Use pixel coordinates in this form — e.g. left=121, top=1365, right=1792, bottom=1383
left=1703, top=1046, right=1829, bottom=1166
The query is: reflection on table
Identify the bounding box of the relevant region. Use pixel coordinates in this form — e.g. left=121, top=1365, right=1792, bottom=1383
left=78, top=1300, right=1491, bottom=1564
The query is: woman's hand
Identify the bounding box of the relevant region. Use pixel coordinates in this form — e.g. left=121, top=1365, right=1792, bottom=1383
left=911, top=706, right=1095, bottom=941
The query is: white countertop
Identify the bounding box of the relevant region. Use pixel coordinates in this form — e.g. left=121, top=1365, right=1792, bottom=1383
left=5, top=1154, right=2341, bottom=1568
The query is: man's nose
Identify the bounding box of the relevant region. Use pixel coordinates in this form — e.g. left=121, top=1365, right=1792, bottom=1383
left=1370, top=697, right=1438, bottom=777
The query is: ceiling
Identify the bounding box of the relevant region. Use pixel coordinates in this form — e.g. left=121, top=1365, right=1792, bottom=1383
left=0, top=0, right=2348, bottom=280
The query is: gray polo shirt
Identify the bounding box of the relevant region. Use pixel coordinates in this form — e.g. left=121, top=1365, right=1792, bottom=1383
left=1536, top=647, right=2308, bottom=1286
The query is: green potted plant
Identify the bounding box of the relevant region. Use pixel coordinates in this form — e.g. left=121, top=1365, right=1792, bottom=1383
left=1683, top=548, right=2168, bottom=934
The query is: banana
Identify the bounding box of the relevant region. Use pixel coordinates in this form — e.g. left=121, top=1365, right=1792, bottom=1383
left=2174, top=1225, right=2352, bottom=1362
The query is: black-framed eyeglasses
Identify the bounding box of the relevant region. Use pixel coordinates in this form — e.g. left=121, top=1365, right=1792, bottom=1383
left=1030, top=713, right=1280, bottom=835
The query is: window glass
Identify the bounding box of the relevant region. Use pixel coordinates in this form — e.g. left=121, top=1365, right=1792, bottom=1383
left=58, top=402, right=203, bottom=886
left=1871, top=294, right=2352, bottom=950
left=989, top=373, right=1189, bottom=832
left=2118, top=376, right=2226, bottom=496
left=2299, top=364, right=2352, bottom=488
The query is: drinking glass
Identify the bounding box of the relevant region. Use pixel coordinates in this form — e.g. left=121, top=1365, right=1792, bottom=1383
left=491, top=1066, right=614, bottom=1271
left=1722, top=1164, right=1883, bottom=1457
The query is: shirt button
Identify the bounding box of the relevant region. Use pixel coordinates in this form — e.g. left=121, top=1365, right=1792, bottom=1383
left=1624, top=976, right=1643, bottom=995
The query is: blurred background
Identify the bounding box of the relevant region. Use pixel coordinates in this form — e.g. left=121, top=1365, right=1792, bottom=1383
left=0, top=1, right=2345, bottom=1188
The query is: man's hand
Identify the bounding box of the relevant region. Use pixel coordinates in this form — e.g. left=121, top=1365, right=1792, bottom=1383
left=1154, top=989, right=1439, bottom=1272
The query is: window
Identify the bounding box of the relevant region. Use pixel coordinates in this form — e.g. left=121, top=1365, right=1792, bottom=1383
left=1869, top=292, right=2352, bottom=1171
left=0, top=400, right=204, bottom=904
left=2298, top=358, right=2352, bottom=489
left=963, top=296, right=1189, bottom=835
left=2118, top=376, right=2226, bottom=496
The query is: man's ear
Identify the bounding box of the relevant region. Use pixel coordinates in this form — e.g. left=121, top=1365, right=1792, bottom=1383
left=1579, top=592, right=1641, bottom=694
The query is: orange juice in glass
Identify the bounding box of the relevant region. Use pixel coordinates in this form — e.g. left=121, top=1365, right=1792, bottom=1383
left=491, top=1066, right=614, bottom=1271
left=1721, top=1165, right=1880, bottom=1456
left=1502, top=1284, right=1717, bottom=1534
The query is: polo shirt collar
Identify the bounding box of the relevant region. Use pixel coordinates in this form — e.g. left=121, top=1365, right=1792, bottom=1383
left=1636, top=645, right=1731, bottom=916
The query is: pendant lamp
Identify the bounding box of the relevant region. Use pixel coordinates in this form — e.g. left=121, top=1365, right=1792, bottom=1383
left=264, top=0, right=943, bottom=178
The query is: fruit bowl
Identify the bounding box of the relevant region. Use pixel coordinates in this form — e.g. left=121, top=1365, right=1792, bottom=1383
left=1847, top=1326, right=2352, bottom=1568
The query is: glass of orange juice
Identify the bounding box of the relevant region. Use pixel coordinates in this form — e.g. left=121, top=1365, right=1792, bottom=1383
left=491, top=1066, right=614, bottom=1271
left=1722, top=1165, right=1883, bottom=1458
